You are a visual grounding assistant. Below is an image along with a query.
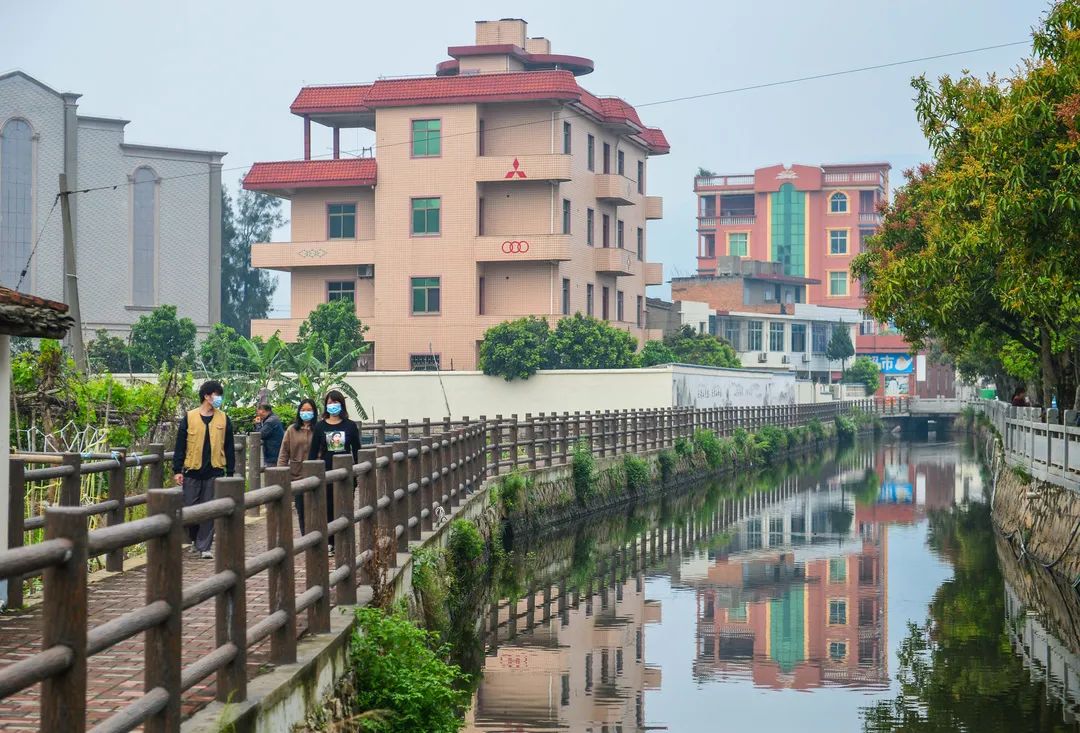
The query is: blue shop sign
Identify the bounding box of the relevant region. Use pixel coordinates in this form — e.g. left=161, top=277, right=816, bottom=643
left=864, top=353, right=914, bottom=375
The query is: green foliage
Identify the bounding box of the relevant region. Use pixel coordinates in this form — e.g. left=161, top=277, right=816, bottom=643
left=546, top=314, right=637, bottom=370
left=756, top=425, right=789, bottom=462
left=674, top=436, right=694, bottom=458
left=197, top=323, right=249, bottom=374
left=664, top=325, right=741, bottom=368
left=635, top=340, right=677, bottom=367
left=807, top=418, right=826, bottom=442
left=571, top=440, right=597, bottom=506
left=86, top=329, right=131, bottom=373
left=825, top=323, right=855, bottom=375
left=657, top=450, right=676, bottom=484
left=129, top=305, right=197, bottom=371
left=283, top=336, right=369, bottom=418
left=478, top=317, right=550, bottom=381
left=693, top=429, right=725, bottom=469
left=496, top=471, right=528, bottom=515
left=296, top=299, right=370, bottom=370
left=835, top=415, right=857, bottom=442
left=221, top=183, right=284, bottom=337
left=623, top=454, right=651, bottom=493
left=349, top=607, right=469, bottom=732
left=410, top=547, right=450, bottom=640
left=843, top=356, right=881, bottom=394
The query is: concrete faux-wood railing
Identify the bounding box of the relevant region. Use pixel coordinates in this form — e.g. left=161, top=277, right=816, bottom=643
left=0, top=402, right=877, bottom=732
left=976, top=398, right=1080, bottom=491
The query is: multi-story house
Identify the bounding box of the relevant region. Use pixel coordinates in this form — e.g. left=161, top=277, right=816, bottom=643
left=0, top=71, right=225, bottom=339
left=246, top=18, right=668, bottom=371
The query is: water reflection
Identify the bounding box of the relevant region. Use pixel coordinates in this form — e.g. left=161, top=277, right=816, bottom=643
left=463, top=441, right=1080, bottom=732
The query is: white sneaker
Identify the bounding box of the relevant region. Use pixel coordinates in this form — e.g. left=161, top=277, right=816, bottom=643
left=200, top=551, right=214, bottom=560
left=328, top=546, right=335, bottom=558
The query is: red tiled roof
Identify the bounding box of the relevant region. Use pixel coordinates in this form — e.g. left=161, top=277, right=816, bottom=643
left=291, top=85, right=373, bottom=115
left=639, top=127, right=670, bottom=154
left=598, top=97, right=643, bottom=129
left=0, top=287, right=68, bottom=312
left=243, top=159, right=377, bottom=191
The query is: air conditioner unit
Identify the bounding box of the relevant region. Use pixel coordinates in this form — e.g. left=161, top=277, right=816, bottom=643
left=781, top=355, right=791, bottom=364
left=757, top=352, right=768, bottom=363
left=801, top=353, right=811, bottom=363
left=357, top=264, right=375, bottom=279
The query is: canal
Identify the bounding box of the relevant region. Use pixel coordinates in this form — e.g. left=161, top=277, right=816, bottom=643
left=461, top=439, right=1080, bottom=732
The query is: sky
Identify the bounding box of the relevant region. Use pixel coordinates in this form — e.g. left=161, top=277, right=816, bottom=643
left=2, top=0, right=1051, bottom=315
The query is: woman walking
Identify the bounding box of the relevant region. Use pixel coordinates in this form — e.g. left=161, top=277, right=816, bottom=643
left=308, top=390, right=361, bottom=554
left=277, top=398, right=318, bottom=533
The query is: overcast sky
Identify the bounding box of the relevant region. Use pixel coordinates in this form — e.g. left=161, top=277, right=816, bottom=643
left=4, top=0, right=1050, bottom=314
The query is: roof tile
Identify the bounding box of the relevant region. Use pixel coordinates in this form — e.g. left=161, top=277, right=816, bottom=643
left=244, top=159, right=377, bottom=191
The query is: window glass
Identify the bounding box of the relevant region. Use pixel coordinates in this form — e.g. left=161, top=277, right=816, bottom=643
left=724, top=320, right=741, bottom=350
left=587, top=135, right=595, bottom=171
left=829, top=271, right=848, bottom=296
left=829, top=557, right=847, bottom=583
left=769, top=322, right=785, bottom=352
left=829, top=599, right=848, bottom=625
left=411, top=198, right=441, bottom=235
left=410, top=354, right=440, bottom=371
left=562, top=199, right=571, bottom=234
left=747, top=321, right=763, bottom=351
left=586, top=283, right=594, bottom=316
left=770, top=183, right=805, bottom=276
left=728, top=232, right=748, bottom=257
left=587, top=209, right=595, bottom=246
left=829, top=192, right=848, bottom=213
left=411, top=276, right=440, bottom=313
left=562, top=278, right=570, bottom=315
left=411, top=119, right=441, bottom=156
left=829, top=641, right=847, bottom=661
left=327, top=280, right=355, bottom=303
left=328, top=203, right=356, bottom=239
left=812, top=323, right=830, bottom=353
left=790, top=323, right=806, bottom=352
left=636, top=227, right=644, bottom=260
left=829, top=230, right=848, bottom=255
left=563, top=121, right=571, bottom=154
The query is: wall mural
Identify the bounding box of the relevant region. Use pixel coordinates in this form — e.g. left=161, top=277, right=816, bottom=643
left=672, top=369, right=798, bottom=408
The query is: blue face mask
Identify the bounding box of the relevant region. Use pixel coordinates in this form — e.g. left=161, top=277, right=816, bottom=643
left=211, top=395, right=223, bottom=409
left=299, top=410, right=315, bottom=422
left=326, top=403, right=342, bottom=416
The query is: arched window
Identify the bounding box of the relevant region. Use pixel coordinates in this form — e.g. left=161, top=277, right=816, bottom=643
left=132, top=166, right=157, bottom=306
left=1, top=119, right=34, bottom=288
left=829, top=192, right=848, bottom=214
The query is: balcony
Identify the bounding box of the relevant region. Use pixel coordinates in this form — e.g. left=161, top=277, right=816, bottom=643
left=720, top=215, right=756, bottom=226
left=475, top=234, right=571, bottom=263
left=251, top=240, right=376, bottom=271
left=645, top=195, right=663, bottom=220
left=595, top=174, right=636, bottom=205
left=476, top=154, right=572, bottom=183
left=859, top=212, right=883, bottom=225
left=694, top=174, right=755, bottom=191
left=644, top=262, right=663, bottom=286
left=697, top=215, right=716, bottom=229
left=594, top=246, right=640, bottom=277
left=823, top=171, right=886, bottom=188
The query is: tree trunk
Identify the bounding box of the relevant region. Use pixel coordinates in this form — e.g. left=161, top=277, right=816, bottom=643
left=1040, top=326, right=1057, bottom=409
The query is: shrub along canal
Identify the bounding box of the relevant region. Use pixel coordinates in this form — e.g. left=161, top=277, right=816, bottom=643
left=460, top=438, right=1080, bottom=732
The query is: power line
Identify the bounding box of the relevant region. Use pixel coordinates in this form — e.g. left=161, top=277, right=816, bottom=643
left=14, top=195, right=58, bottom=292
left=62, top=39, right=1028, bottom=198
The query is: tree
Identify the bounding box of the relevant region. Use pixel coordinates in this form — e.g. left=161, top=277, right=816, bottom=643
left=283, top=338, right=369, bottom=418
left=826, top=322, right=854, bottom=379
left=196, top=323, right=250, bottom=375
left=697, top=166, right=718, bottom=178
left=545, top=314, right=637, bottom=370
left=296, top=300, right=369, bottom=369
left=86, top=329, right=132, bottom=373
left=221, top=183, right=285, bottom=337
left=843, top=356, right=881, bottom=394
left=129, top=305, right=196, bottom=371
left=635, top=340, right=677, bottom=367
left=664, top=325, right=741, bottom=368
left=478, top=317, right=550, bottom=381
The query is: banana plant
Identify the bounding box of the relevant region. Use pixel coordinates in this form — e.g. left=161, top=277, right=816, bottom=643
left=279, top=337, right=369, bottom=419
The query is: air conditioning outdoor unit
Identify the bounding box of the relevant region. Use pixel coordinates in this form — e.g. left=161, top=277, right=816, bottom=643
left=757, top=352, right=768, bottom=363
left=801, top=353, right=811, bottom=363
left=781, top=355, right=791, bottom=364
left=357, top=264, right=375, bottom=278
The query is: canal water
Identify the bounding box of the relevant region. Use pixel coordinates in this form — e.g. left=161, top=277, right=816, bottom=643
left=462, top=439, right=1080, bottom=732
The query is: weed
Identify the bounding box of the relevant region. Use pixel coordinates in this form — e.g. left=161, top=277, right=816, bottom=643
left=693, top=429, right=724, bottom=469
left=623, top=455, right=651, bottom=493
left=657, top=450, right=677, bottom=485
left=571, top=440, right=597, bottom=506
left=807, top=418, right=826, bottom=442
left=835, top=415, right=857, bottom=442
left=674, top=436, right=694, bottom=458
left=495, top=471, right=528, bottom=515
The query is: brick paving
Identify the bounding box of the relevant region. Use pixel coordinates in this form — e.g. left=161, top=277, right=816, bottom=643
left=0, top=515, right=316, bottom=731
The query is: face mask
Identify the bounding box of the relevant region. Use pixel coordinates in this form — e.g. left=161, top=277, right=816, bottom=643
left=326, top=403, right=342, bottom=416
left=299, top=410, right=315, bottom=422
left=211, top=395, right=223, bottom=409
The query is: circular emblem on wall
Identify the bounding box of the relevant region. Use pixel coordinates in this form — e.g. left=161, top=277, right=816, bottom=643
left=501, top=240, right=530, bottom=254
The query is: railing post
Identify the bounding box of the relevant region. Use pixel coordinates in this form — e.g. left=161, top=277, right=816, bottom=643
left=478, top=415, right=489, bottom=479
left=332, top=454, right=358, bottom=605
left=422, top=417, right=432, bottom=437
left=407, top=438, right=422, bottom=541
left=400, top=418, right=410, bottom=443
left=491, top=415, right=503, bottom=477
left=356, top=450, right=376, bottom=585
left=234, top=436, right=247, bottom=491
left=60, top=452, right=81, bottom=506
left=301, top=460, right=332, bottom=630
left=41, top=505, right=88, bottom=733
left=510, top=416, right=520, bottom=471
left=525, top=413, right=536, bottom=470
left=264, top=466, right=297, bottom=664
left=148, top=442, right=165, bottom=491
left=374, top=446, right=395, bottom=569
left=561, top=412, right=571, bottom=463
left=419, top=439, right=434, bottom=533
left=392, top=444, right=408, bottom=554
left=452, top=428, right=465, bottom=508
left=7, top=457, right=25, bottom=608
left=376, top=419, right=387, bottom=445
left=105, top=447, right=127, bottom=572
left=144, top=487, right=183, bottom=733
left=462, top=421, right=475, bottom=496
left=213, top=476, right=247, bottom=702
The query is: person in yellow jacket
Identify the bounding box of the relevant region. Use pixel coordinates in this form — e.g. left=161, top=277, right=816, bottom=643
left=172, top=380, right=235, bottom=559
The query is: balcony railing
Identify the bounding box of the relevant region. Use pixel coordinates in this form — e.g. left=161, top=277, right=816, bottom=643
left=475, top=234, right=572, bottom=263
left=476, top=154, right=572, bottom=183
left=645, top=196, right=663, bottom=220
left=594, top=246, right=639, bottom=277
left=858, top=212, right=883, bottom=225
left=251, top=240, right=376, bottom=270
left=697, top=215, right=716, bottom=228
left=695, top=174, right=755, bottom=188
left=644, top=262, right=663, bottom=286
left=823, top=171, right=886, bottom=187
left=720, top=215, right=756, bottom=225
left=595, top=174, right=637, bottom=205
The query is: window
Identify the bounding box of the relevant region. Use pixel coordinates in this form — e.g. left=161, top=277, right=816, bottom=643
left=411, top=197, right=441, bottom=235
left=747, top=321, right=763, bottom=351
left=860, top=314, right=876, bottom=335
left=617, top=290, right=625, bottom=321
left=328, top=203, right=356, bottom=239
left=858, top=639, right=876, bottom=665
left=829, top=557, right=847, bottom=583
left=829, top=230, right=848, bottom=255
left=769, top=322, right=785, bottom=352
left=411, top=277, right=440, bottom=313
left=829, top=191, right=848, bottom=213
left=617, top=150, right=625, bottom=176
left=602, top=214, right=611, bottom=247
left=724, top=320, right=741, bottom=350
left=586, top=209, right=595, bottom=246
left=411, top=119, right=441, bottom=157
left=728, top=232, right=748, bottom=257
left=131, top=166, right=157, bottom=307
left=327, top=280, right=355, bottom=303
left=562, top=278, right=570, bottom=315
left=603, top=142, right=611, bottom=174
left=410, top=354, right=440, bottom=371
left=617, top=220, right=625, bottom=248
left=477, top=119, right=485, bottom=156
left=477, top=197, right=484, bottom=236
left=829, top=641, right=848, bottom=661
left=637, top=160, right=644, bottom=194
left=1, top=119, right=33, bottom=289
left=812, top=323, right=829, bottom=353
left=829, top=271, right=849, bottom=296
left=562, top=199, right=571, bottom=234
left=859, top=228, right=875, bottom=252
left=703, top=234, right=715, bottom=258
left=478, top=277, right=485, bottom=315
left=586, top=283, right=594, bottom=316
left=602, top=286, right=610, bottom=320
left=587, top=134, right=595, bottom=171
left=828, top=599, right=848, bottom=625
left=791, top=323, right=806, bottom=352
left=636, top=228, right=644, bottom=260
left=562, top=121, right=572, bottom=154
left=636, top=295, right=643, bottom=327
left=771, top=182, right=805, bottom=276
left=728, top=603, right=748, bottom=622
left=561, top=674, right=570, bottom=707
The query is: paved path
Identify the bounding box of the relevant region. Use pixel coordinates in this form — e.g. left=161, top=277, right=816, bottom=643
left=0, top=515, right=314, bottom=731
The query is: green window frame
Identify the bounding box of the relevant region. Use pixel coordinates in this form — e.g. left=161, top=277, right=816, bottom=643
left=829, top=557, right=847, bottom=583
left=829, top=192, right=848, bottom=213
left=829, top=230, right=848, bottom=255
left=769, top=322, right=785, bottom=352
left=327, top=203, right=356, bottom=239
left=411, top=197, right=441, bottom=235
left=411, top=277, right=440, bottom=314
left=728, top=232, right=748, bottom=257
left=411, top=119, right=441, bottom=157
left=829, top=271, right=848, bottom=296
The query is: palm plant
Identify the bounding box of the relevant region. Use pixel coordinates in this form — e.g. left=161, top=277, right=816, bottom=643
left=280, top=338, right=369, bottom=419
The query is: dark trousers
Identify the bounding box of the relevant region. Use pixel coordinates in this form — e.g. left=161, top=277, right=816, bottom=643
left=182, top=475, right=216, bottom=552
left=293, top=484, right=336, bottom=549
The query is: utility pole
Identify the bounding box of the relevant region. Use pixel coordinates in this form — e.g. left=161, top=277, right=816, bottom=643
left=59, top=173, right=87, bottom=372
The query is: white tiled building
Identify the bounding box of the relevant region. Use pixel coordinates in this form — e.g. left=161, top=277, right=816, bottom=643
left=0, top=71, right=225, bottom=338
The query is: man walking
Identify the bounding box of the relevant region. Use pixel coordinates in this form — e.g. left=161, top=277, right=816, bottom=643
left=254, top=403, right=284, bottom=467
left=173, top=380, right=235, bottom=559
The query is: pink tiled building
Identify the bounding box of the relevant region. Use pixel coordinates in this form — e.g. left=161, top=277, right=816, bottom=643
left=246, top=19, right=668, bottom=371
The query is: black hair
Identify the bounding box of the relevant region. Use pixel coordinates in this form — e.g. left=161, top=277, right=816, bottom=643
left=257, top=403, right=273, bottom=413
left=322, top=390, right=349, bottom=420
left=199, top=380, right=224, bottom=401
left=294, top=398, right=318, bottom=429
left=1012, top=386, right=1026, bottom=397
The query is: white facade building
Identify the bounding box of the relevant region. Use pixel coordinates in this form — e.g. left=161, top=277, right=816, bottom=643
left=0, top=71, right=225, bottom=338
